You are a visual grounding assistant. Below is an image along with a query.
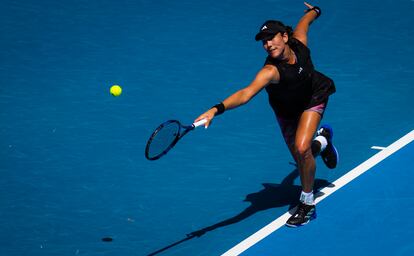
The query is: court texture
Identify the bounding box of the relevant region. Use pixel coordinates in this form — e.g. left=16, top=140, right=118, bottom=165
left=1, top=0, right=413, bottom=255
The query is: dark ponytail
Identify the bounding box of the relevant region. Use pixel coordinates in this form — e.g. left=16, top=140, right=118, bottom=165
left=285, top=26, right=293, bottom=38
left=284, top=25, right=294, bottom=44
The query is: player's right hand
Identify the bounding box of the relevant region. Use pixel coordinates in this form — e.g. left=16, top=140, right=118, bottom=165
left=194, top=108, right=217, bottom=129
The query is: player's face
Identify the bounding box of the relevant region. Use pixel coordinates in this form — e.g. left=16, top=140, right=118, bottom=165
left=262, top=32, right=289, bottom=59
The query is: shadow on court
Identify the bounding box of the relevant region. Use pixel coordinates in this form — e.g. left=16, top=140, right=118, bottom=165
left=147, top=169, right=332, bottom=256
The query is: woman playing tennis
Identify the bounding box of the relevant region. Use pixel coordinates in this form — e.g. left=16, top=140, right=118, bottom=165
left=195, top=2, right=339, bottom=227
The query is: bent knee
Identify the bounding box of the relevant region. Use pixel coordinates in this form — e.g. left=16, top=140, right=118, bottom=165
left=295, top=143, right=313, bottom=158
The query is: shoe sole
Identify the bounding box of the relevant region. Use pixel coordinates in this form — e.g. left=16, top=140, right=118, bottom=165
left=320, top=124, right=339, bottom=169
left=322, top=144, right=339, bottom=169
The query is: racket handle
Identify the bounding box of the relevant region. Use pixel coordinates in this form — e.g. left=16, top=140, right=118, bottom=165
left=193, top=118, right=207, bottom=128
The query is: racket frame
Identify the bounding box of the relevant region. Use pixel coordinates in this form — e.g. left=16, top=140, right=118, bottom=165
left=145, top=119, right=206, bottom=160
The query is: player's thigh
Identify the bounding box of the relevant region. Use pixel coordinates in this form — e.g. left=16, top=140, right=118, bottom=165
left=295, top=111, right=321, bottom=152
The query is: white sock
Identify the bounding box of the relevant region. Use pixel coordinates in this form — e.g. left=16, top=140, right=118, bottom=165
left=300, top=191, right=314, bottom=205
left=314, top=135, right=328, bottom=152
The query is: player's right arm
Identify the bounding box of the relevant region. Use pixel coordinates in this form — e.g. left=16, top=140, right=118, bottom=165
left=195, top=65, right=279, bottom=128
left=293, top=2, right=320, bottom=46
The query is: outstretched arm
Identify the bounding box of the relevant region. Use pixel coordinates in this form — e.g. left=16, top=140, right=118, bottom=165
left=293, top=2, right=321, bottom=46
left=194, top=65, right=278, bottom=128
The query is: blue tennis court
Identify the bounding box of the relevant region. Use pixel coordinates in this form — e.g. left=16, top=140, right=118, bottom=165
left=1, top=0, right=413, bottom=256
left=225, top=130, right=414, bottom=255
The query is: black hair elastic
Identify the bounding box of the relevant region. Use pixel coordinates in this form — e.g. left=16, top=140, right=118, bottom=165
left=211, top=102, right=225, bottom=115
left=306, top=6, right=321, bottom=19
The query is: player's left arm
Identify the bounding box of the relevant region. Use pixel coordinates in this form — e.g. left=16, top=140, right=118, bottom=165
left=293, top=2, right=321, bottom=46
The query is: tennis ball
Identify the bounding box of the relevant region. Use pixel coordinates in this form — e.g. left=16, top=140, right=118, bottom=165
left=110, top=85, right=122, bottom=97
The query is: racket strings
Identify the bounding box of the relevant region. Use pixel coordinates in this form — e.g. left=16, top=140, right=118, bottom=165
left=147, top=122, right=180, bottom=159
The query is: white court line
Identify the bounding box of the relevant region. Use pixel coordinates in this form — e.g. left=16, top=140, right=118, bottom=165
left=222, top=129, right=414, bottom=256
left=371, top=146, right=386, bottom=150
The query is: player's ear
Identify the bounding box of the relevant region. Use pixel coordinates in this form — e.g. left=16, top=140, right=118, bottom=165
left=282, top=32, right=289, bottom=43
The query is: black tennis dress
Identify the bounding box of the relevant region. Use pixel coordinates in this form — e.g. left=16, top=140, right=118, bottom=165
left=264, top=38, right=336, bottom=119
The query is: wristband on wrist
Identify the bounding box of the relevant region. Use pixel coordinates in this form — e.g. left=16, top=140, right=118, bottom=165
left=211, top=102, right=225, bottom=115
left=306, top=6, right=321, bottom=19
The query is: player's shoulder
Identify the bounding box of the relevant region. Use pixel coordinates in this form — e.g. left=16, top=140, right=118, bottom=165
left=262, top=64, right=278, bottom=74
left=261, top=64, right=280, bottom=82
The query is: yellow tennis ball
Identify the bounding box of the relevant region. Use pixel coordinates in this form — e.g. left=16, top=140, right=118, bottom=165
left=110, top=85, right=122, bottom=97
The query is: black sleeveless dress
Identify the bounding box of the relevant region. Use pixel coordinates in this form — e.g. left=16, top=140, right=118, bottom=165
left=264, top=38, right=336, bottom=119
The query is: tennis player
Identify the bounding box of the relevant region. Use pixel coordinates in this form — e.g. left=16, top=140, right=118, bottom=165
left=195, top=2, right=339, bottom=227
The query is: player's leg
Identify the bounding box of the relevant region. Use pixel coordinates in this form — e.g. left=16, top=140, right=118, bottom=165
left=277, top=117, right=300, bottom=165
left=286, top=111, right=321, bottom=227
left=307, top=101, right=339, bottom=168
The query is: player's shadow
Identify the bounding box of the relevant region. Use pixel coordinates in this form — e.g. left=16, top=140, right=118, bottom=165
left=185, top=168, right=331, bottom=237
left=147, top=168, right=333, bottom=256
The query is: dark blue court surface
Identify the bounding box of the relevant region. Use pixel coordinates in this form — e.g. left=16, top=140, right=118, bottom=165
left=1, top=0, right=413, bottom=256
left=229, top=131, right=414, bottom=255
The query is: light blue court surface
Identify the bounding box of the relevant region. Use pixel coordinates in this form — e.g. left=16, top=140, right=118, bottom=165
left=1, top=0, right=414, bottom=256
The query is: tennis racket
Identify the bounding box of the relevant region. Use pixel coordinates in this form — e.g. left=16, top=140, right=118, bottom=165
left=145, top=118, right=207, bottom=160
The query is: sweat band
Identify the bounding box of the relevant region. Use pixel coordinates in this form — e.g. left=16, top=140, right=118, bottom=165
left=306, top=6, right=321, bottom=19
left=211, top=102, right=225, bottom=115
